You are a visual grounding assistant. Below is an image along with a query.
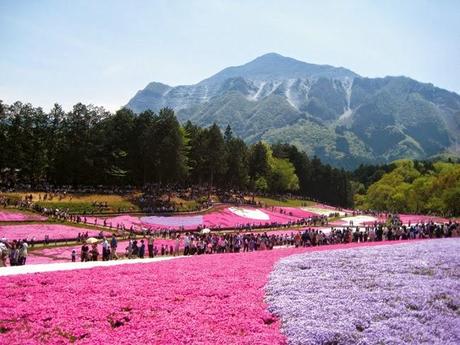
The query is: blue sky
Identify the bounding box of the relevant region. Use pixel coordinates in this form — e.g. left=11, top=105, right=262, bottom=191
left=1, top=0, right=459, bottom=111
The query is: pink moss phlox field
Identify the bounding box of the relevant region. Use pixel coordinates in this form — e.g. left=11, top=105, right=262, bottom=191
left=203, top=208, right=299, bottom=229
left=270, top=207, right=316, bottom=219
left=83, top=208, right=456, bottom=233
left=0, top=241, right=407, bottom=344
left=397, top=214, right=450, bottom=225
left=85, top=215, right=142, bottom=229
left=27, top=239, right=183, bottom=264
left=140, top=215, right=203, bottom=229
left=0, top=224, right=109, bottom=241
left=266, top=239, right=460, bottom=345
left=0, top=210, right=47, bottom=222
left=92, top=207, right=306, bottom=231
left=27, top=246, right=78, bottom=264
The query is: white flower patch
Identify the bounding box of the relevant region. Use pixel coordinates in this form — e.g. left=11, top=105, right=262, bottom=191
left=339, top=215, right=377, bottom=225
left=228, top=207, right=270, bottom=220
left=301, top=207, right=346, bottom=217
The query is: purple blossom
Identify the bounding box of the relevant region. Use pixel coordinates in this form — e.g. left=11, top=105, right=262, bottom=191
left=266, top=239, right=460, bottom=344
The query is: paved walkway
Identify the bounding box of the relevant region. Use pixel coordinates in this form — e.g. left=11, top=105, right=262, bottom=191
left=0, top=245, right=295, bottom=277
left=0, top=255, right=186, bottom=277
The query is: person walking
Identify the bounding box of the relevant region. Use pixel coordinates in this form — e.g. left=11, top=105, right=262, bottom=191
left=174, top=236, right=180, bottom=256
left=139, top=240, right=145, bottom=259
left=147, top=235, right=154, bottom=258
left=18, top=241, right=28, bottom=265
left=102, top=238, right=109, bottom=261
left=110, top=234, right=118, bottom=260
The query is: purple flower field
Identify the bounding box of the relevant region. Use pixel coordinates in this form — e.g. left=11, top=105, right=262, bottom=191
left=266, top=239, right=460, bottom=345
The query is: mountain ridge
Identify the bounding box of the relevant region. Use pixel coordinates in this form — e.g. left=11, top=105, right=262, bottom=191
left=126, top=53, right=460, bottom=169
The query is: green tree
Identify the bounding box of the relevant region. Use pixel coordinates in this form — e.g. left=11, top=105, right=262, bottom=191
left=203, top=123, right=226, bottom=185
left=269, top=157, right=299, bottom=193
left=248, top=141, right=270, bottom=182
left=155, top=108, right=189, bottom=184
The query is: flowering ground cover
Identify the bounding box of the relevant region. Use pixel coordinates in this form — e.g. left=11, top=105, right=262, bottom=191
left=89, top=207, right=303, bottom=231
left=84, top=215, right=141, bottom=229
left=330, top=215, right=378, bottom=226
left=27, top=246, right=78, bottom=265
left=266, top=238, right=460, bottom=345
left=270, top=207, right=316, bottom=219
left=240, top=227, right=332, bottom=236
left=0, top=210, right=47, bottom=222
left=81, top=210, right=456, bottom=234
left=27, top=238, right=183, bottom=265
left=398, top=214, right=450, bottom=225
left=0, top=240, right=419, bottom=344
left=301, top=205, right=347, bottom=217
left=228, top=207, right=270, bottom=220
left=203, top=207, right=299, bottom=229
left=140, top=214, right=204, bottom=229
left=0, top=224, right=109, bottom=241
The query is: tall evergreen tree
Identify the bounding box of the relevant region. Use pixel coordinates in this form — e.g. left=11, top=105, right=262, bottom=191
left=204, top=123, right=226, bottom=185
left=225, top=137, right=249, bottom=189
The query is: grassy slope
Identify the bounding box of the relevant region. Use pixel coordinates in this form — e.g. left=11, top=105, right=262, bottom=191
left=252, top=197, right=314, bottom=207
left=2, top=193, right=140, bottom=214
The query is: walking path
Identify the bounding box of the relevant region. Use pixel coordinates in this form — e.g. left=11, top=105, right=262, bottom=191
left=0, top=245, right=304, bottom=277
left=0, top=255, right=186, bottom=277
left=1, top=240, right=420, bottom=277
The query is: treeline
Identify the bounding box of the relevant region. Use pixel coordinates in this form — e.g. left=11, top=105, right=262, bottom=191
left=0, top=101, right=353, bottom=207
left=355, top=160, right=460, bottom=216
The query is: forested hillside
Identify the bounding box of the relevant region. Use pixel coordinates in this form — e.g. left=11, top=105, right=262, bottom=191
left=355, top=160, right=460, bottom=216
left=0, top=101, right=353, bottom=207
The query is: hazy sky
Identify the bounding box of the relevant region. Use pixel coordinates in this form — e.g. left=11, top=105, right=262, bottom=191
left=1, top=0, right=459, bottom=111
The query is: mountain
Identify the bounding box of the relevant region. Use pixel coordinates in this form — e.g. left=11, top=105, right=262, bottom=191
left=126, top=53, right=460, bottom=169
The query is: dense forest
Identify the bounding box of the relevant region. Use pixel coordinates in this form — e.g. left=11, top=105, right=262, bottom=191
left=355, top=160, right=460, bottom=216
left=2, top=100, right=458, bottom=214
left=0, top=101, right=353, bottom=207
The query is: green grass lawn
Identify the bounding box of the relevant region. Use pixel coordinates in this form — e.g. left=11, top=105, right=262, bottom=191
left=170, top=197, right=200, bottom=212
left=2, top=192, right=140, bottom=214
left=252, top=197, right=315, bottom=207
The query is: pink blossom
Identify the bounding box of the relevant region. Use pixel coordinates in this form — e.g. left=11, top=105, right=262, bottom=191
left=84, top=215, right=141, bottom=229
left=0, top=241, right=415, bottom=344
left=27, top=238, right=182, bottom=265
left=0, top=224, right=109, bottom=241
left=0, top=210, right=47, bottom=222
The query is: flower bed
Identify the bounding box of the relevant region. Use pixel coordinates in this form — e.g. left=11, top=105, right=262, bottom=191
left=140, top=215, right=204, bottom=229
left=203, top=208, right=300, bottom=229
left=240, top=227, right=332, bottom=237
left=228, top=207, right=270, bottom=220
left=330, top=215, right=378, bottom=226
left=301, top=205, right=346, bottom=217
left=88, top=208, right=303, bottom=231
left=27, top=238, right=182, bottom=265
left=0, top=224, right=109, bottom=241
left=84, top=215, right=141, bottom=229
left=266, top=238, right=460, bottom=345
left=398, top=214, right=450, bottom=225
left=0, top=210, right=47, bottom=222
left=0, top=240, right=420, bottom=344
left=270, top=207, right=316, bottom=219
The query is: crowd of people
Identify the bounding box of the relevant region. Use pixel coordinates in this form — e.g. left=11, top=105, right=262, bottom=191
left=57, top=220, right=459, bottom=263
left=1, top=188, right=459, bottom=267
left=1, top=220, right=459, bottom=267
left=0, top=240, right=28, bottom=267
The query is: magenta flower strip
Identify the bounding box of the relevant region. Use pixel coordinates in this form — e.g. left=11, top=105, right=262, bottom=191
left=0, top=210, right=47, bottom=222
left=0, top=241, right=423, bottom=344
left=0, top=224, right=109, bottom=241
